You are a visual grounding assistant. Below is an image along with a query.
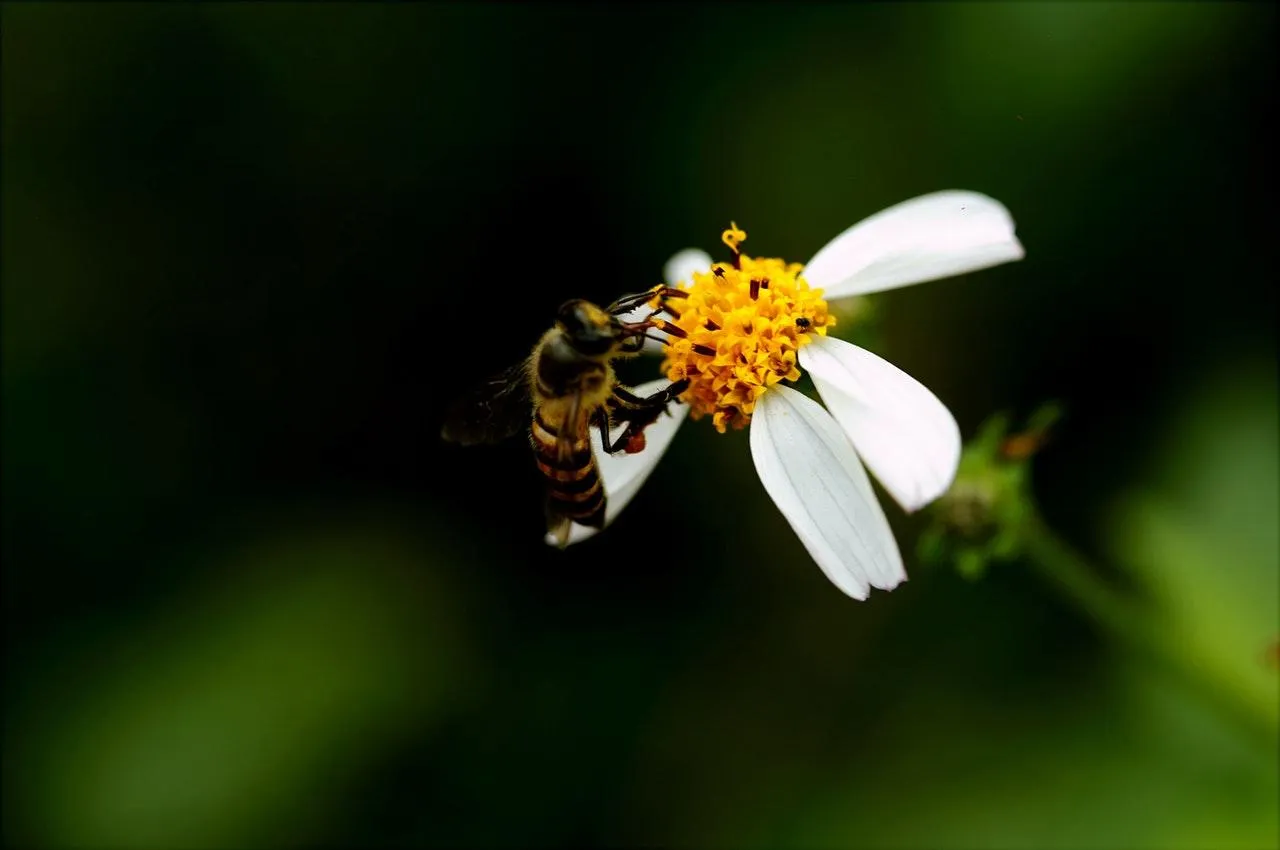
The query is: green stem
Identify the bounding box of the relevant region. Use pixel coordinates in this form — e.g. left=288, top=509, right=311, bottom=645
left=1020, top=508, right=1276, bottom=745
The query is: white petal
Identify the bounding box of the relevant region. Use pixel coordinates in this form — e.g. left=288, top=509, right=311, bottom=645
left=803, top=191, right=1024, bottom=299
left=552, top=378, right=690, bottom=547
left=800, top=336, right=960, bottom=513
left=613, top=303, right=654, bottom=325
left=638, top=337, right=670, bottom=356
left=663, top=248, right=713, bottom=287
left=749, top=385, right=906, bottom=600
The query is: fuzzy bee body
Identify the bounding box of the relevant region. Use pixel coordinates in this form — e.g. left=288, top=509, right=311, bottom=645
left=527, top=326, right=617, bottom=534
left=441, top=294, right=689, bottom=548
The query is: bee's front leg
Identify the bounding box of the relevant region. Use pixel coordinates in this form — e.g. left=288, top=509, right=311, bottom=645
left=606, top=286, right=688, bottom=317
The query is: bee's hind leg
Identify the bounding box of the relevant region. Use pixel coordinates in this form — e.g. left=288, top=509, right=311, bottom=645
left=592, top=404, right=645, bottom=457
left=593, top=407, right=615, bottom=453
left=600, top=380, right=690, bottom=455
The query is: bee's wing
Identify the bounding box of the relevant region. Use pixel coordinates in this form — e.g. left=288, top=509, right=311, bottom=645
left=440, top=358, right=533, bottom=446
left=555, top=386, right=586, bottom=463
left=545, top=506, right=572, bottom=549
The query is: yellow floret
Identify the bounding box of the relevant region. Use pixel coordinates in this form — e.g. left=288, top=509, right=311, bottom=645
left=658, top=226, right=833, bottom=432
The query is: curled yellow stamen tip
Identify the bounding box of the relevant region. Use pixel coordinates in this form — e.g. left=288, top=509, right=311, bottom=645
left=721, top=221, right=747, bottom=254
left=659, top=236, right=834, bottom=430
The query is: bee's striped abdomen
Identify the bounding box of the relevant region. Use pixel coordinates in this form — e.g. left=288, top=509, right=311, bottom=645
left=531, top=411, right=606, bottom=529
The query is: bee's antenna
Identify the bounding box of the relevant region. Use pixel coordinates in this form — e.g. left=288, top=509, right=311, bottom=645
left=607, top=291, right=656, bottom=316
left=607, top=286, right=688, bottom=316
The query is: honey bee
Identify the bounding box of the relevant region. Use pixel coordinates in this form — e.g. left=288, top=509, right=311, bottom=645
left=441, top=289, right=689, bottom=547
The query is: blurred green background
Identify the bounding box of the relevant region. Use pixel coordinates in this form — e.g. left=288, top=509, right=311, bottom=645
left=3, top=3, right=1276, bottom=848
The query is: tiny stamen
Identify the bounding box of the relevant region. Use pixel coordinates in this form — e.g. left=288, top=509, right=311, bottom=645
left=721, top=221, right=747, bottom=254
left=657, top=224, right=832, bottom=432
left=657, top=320, right=687, bottom=338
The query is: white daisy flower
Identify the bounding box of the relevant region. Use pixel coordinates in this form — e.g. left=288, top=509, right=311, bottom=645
left=562, top=190, right=1024, bottom=600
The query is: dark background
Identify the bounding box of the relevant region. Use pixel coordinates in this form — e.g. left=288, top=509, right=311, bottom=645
left=4, top=3, right=1276, bottom=848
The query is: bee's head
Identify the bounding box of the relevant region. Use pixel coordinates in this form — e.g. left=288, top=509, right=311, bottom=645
left=556, top=299, right=622, bottom=355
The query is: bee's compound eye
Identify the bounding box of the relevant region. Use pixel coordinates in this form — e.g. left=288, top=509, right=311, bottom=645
left=556, top=300, right=589, bottom=334
left=558, top=300, right=617, bottom=354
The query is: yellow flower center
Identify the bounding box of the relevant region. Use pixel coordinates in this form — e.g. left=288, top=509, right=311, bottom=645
left=655, top=224, right=834, bottom=432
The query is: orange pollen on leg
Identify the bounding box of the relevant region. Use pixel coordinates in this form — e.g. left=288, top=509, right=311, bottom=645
left=657, top=232, right=835, bottom=433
